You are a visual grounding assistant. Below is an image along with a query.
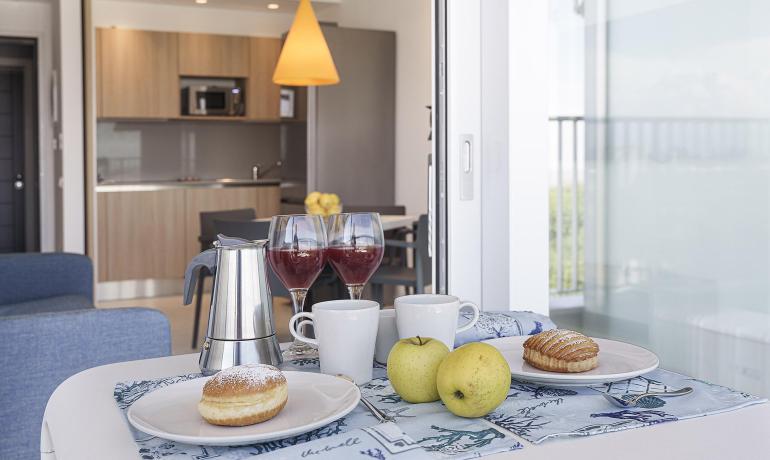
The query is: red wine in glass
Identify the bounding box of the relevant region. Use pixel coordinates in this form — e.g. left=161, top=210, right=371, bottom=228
left=267, top=214, right=327, bottom=359
left=267, top=247, right=326, bottom=289
left=326, top=212, right=385, bottom=299
left=327, top=245, right=384, bottom=285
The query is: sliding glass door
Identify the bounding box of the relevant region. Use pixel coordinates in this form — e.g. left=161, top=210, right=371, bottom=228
left=550, top=0, right=770, bottom=396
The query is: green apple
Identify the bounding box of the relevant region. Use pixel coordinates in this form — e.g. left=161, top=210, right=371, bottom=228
left=387, top=336, right=450, bottom=403
left=436, top=342, right=511, bottom=417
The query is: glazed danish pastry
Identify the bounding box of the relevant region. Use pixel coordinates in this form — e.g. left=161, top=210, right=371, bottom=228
left=523, top=329, right=599, bottom=373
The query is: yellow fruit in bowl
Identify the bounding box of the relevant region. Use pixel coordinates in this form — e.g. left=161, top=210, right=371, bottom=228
left=319, top=193, right=336, bottom=208
left=306, top=203, right=324, bottom=216
left=305, top=191, right=322, bottom=206
left=436, top=342, right=511, bottom=418
left=329, top=205, right=342, bottom=215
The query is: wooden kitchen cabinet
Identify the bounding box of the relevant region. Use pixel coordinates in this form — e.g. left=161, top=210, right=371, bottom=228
left=183, top=186, right=281, bottom=263
left=97, top=190, right=187, bottom=282
left=97, top=186, right=280, bottom=282
left=96, top=29, right=291, bottom=121
left=97, top=28, right=179, bottom=119
left=179, top=33, right=250, bottom=78
left=255, top=185, right=281, bottom=217
left=247, top=37, right=282, bottom=120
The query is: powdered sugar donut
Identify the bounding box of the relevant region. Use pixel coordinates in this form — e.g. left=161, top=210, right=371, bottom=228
left=198, top=364, right=288, bottom=426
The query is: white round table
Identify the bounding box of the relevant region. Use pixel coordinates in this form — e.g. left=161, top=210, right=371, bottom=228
left=42, top=353, right=770, bottom=459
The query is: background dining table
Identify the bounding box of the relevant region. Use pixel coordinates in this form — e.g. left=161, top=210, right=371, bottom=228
left=255, top=214, right=418, bottom=232
left=42, top=352, right=770, bottom=460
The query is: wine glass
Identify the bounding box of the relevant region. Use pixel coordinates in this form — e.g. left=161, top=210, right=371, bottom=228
left=327, top=212, right=385, bottom=299
left=267, top=214, right=327, bottom=359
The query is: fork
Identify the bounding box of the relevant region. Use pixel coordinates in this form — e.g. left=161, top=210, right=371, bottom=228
left=602, top=387, right=693, bottom=408
left=336, top=374, right=395, bottom=423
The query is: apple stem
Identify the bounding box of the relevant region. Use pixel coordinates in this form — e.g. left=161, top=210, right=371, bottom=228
left=417, top=336, right=423, bottom=346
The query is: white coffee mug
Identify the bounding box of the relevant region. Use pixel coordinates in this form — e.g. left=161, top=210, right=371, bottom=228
left=395, top=294, right=480, bottom=350
left=374, top=309, right=398, bottom=364
left=289, top=299, right=379, bottom=384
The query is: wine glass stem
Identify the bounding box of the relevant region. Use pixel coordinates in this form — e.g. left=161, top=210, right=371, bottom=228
left=347, top=284, right=364, bottom=300
left=290, top=288, right=308, bottom=337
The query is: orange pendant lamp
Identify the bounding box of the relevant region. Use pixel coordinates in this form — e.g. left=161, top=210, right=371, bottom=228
left=272, top=0, right=340, bottom=86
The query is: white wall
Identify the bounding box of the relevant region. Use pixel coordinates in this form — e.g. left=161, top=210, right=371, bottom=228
left=57, top=0, right=85, bottom=253
left=0, top=0, right=56, bottom=251
left=93, top=0, right=432, bottom=215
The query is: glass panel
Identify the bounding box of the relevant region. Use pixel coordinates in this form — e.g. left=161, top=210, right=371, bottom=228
left=549, top=0, right=770, bottom=396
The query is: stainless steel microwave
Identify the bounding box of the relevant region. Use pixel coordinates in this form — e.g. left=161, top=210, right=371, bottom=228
left=181, top=85, right=245, bottom=116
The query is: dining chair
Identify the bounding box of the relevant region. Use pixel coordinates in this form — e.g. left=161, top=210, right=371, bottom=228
left=212, top=219, right=289, bottom=299
left=192, top=208, right=257, bottom=348
left=214, top=219, right=343, bottom=306
left=369, top=214, right=431, bottom=303
left=342, top=205, right=409, bottom=267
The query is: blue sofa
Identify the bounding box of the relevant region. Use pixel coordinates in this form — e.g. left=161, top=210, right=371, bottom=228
left=0, top=253, right=172, bottom=460
left=0, top=252, right=94, bottom=316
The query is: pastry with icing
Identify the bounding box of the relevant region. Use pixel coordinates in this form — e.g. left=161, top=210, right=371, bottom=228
left=522, top=329, right=599, bottom=373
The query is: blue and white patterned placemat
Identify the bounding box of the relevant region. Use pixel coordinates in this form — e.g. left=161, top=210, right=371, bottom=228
left=113, top=359, right=523, bottom=459
left=114, top=357, right=765, bottom=458
left=482, top=369, right=765, bottom=443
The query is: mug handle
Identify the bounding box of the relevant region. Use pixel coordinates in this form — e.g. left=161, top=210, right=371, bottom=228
left=455, top=301, right=480, bottom=333
left=289, top=312, right=319, bottom=346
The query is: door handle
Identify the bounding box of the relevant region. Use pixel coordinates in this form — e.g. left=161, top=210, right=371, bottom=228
left=459, top=135, right=473, bottom=200
left=14, top=174, right=23, bottom=191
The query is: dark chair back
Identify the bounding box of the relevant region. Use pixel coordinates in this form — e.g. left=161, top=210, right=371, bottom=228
left=199, top=209, right=256, bottom=251
left=343, top=205, right=406, bottom=215
left=343, top=206, right=406, bottom=267
left=213, top=219, right=289, bottom=297
left=414, top=214, right=432, bottom=288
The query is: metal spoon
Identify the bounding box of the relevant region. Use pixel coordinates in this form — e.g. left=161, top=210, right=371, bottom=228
left=602, top=387, right=694, bottom=408
left=336, top=374, right=395, bottom=423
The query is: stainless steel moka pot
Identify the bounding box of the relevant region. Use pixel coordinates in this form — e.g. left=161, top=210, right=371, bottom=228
left=183, top=235, right=282, bottom=375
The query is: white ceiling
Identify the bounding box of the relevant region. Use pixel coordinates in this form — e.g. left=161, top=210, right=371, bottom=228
left=93, top=0, right=341, bottom=13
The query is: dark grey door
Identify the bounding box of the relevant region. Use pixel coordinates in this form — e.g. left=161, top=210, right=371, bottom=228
left=0, top=69, right=24, bottom=252
left=0, top=38, right=38, bottom=253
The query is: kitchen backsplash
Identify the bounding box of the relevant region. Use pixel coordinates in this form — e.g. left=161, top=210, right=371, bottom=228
left=97, top=121, right=283, bottom=182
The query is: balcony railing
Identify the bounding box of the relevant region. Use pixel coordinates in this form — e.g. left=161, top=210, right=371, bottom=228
left=550, top=116, right=584, bottom=301
left=548, top=115, right=770, bottom=303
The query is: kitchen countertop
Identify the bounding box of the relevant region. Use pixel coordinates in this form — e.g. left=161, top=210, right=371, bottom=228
left=95, top=178, right=281, bottom=192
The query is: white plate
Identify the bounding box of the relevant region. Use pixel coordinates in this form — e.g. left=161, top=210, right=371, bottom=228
left=127, top=371, right=360, bottom=446
left=484, top=336, right=659, bottom=386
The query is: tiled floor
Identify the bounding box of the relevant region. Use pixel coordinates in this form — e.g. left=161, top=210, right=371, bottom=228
left=98, top=294, right=295, bottom=355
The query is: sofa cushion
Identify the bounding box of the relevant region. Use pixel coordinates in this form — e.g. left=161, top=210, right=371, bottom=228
left=0, top=295, right=93, bottom=317
left=0, top=307, right=170, bottom=460
left=0, top=253, right=93, bottom=305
